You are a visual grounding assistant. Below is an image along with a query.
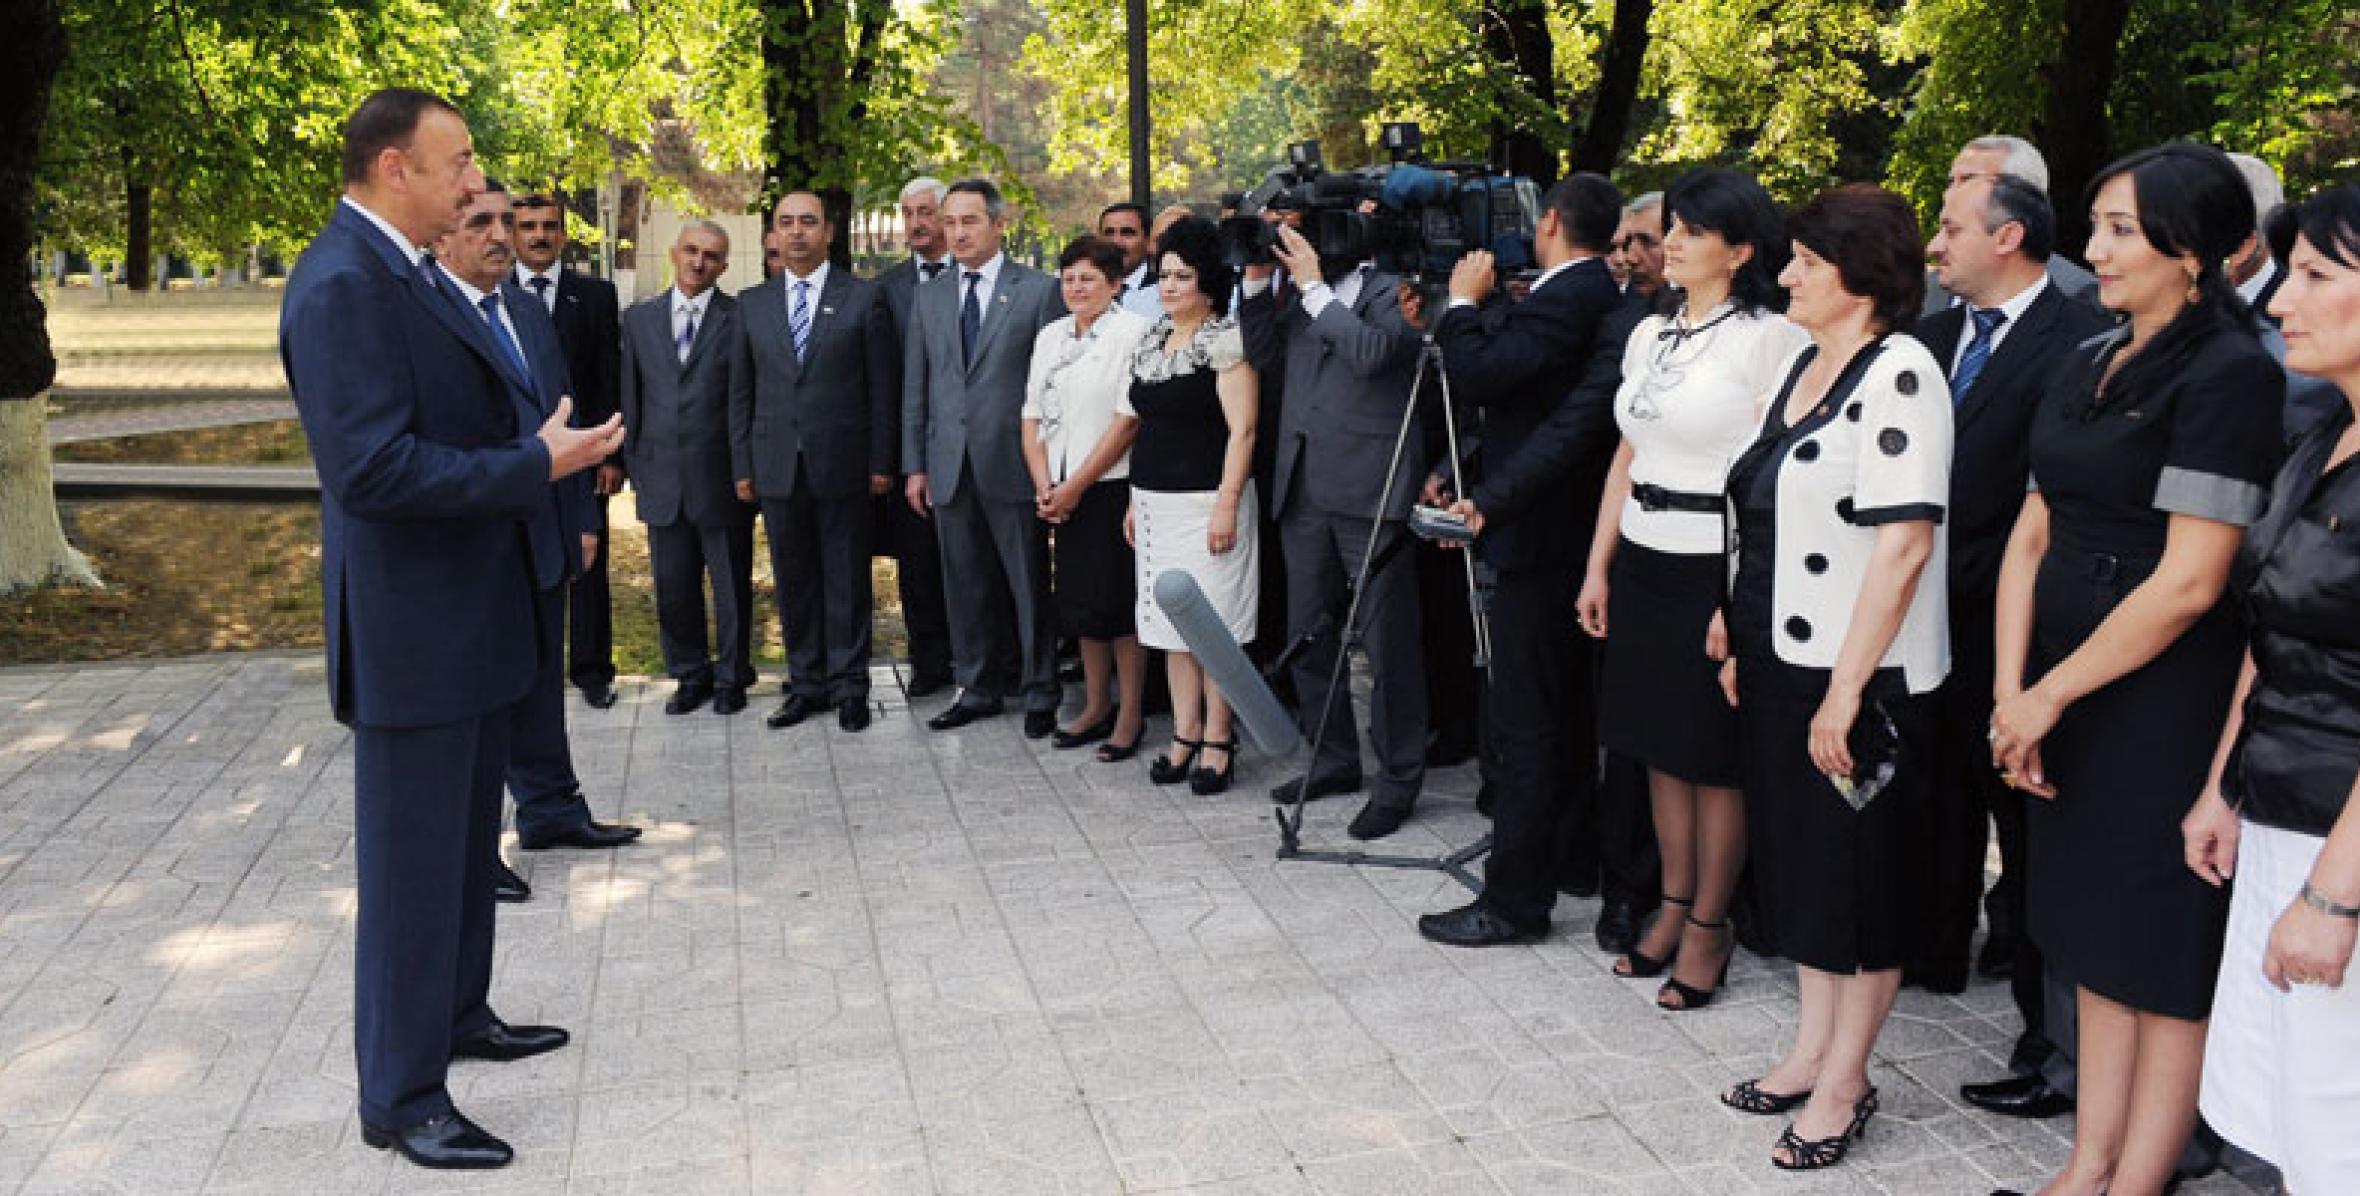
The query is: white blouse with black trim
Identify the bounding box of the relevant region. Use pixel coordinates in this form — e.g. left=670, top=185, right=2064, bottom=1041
left=1745, top=333, right=1955, bottom=694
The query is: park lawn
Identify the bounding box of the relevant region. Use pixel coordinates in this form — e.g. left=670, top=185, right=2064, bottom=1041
left=50, top=419, right=313, bottom=465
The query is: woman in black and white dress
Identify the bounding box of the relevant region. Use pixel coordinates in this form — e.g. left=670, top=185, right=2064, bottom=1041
left=1577, top=168, right=1805, bottom=1009
left=1124, top=218, right=1259, bottom=795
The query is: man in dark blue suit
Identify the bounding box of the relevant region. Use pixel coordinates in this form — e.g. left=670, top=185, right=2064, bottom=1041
left=432, top=181, right=644, bottom=902
left=1409, top=174, right=1627, bottom=946
left=279, top=89, right=622, bottom=1170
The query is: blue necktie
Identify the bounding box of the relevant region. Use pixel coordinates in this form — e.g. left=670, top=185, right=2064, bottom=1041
left=477, top=294, right=530, bottom=385
left=789, top=280, right=812, bottom=364
left=1952, top=306, right=2006, bottom=401
left=960, top=270, right=982, bottom=366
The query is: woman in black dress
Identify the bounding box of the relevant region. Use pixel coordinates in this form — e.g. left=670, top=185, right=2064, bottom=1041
left=1713, top=185, right=1953, bottom=1172
left=1988, top=144, right=2285, bottom=1196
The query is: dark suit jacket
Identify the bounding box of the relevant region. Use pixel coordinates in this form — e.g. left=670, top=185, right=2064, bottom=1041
left=900, top=259, right=1066, bottom=505
left=620, top=288, right=749, bottom=527
left=1432, top=257, right=1621, bottom=573
left=502, top=279, right=596, bottom=584
left=525, top=266, right=622, bottom=468
left=733, top=268, right=899, bottom=498
left=1238, top=268, right=1424, bottom=520
left=1915, top=278, right=2111, bottom=598
left=279, top=202, right=548, bottom=729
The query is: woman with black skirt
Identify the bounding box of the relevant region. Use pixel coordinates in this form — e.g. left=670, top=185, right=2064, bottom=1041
left=1578, top=168, right=1804, bottom=1008
left=1988, top=144, right=2285, bottom=1196
left=1712, top=185, right=1952, bottom=1172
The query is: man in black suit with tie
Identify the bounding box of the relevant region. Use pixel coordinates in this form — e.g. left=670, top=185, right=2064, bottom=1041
left=733, top=191, right=899, bottom=732
left=1914, top=174, right=2110, bottom=1099
left=512, top=189, right=626, bottom=712
left=280, top=90, right=621, bottom=1168
left=620, top=222, right=756, bottom=716
left=871, top=178, right=962, bottom=697
left=438, top=183, right=641, bottom=880
left=1411, top=175, right=1626, bottom=945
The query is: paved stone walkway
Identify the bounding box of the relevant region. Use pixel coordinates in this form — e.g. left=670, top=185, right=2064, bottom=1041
left=0, top=654, right=2275, bottom=1194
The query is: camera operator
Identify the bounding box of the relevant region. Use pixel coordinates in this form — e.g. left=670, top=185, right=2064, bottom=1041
left=1409, top=174, right=1628, bottom=946
left=1239, top=221, right=1429, bottom=841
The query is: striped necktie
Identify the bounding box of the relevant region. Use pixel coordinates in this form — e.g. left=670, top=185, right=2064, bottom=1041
left=789, top=280, right=812, bottom=364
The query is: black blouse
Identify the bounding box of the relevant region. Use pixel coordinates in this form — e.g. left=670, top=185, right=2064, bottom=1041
left=2227, top=400, right=2360, bottom=837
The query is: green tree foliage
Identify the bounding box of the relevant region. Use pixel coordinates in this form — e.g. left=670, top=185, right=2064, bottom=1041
left=1634, top=0, right=1885, bottom=198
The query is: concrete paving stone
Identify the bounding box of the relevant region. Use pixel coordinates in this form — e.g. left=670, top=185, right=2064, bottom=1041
left=1087, top=1086, right=1292, bottom=1191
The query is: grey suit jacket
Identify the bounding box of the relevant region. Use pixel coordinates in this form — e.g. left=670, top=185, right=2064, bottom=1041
left=732, top=270, right=898, bottom=500
left=1238, top=270, right=1424, bottom=520
left=899, top=259, right=1066, bottom=505
left=620, top=289, right=748, bottom=527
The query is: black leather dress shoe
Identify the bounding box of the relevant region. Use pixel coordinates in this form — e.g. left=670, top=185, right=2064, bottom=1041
left=766, top=693, right=823, bottom=729
left=578, top=682, right=619, bottom=710
left=1418, top=901, right=1544, bottom=947
left=713, top=686, right=747, bottom=715
left=493, top=861, right=530, bottom=904
left=1593, top=895, right=1640, bottom=954
left=1960, top=1073, right=2072, bottom=1119
left=664, top=680, right=712, bottom=715
left=927, top=698, right=1002, bottom=731
left=838, top=700, right=871, bottom=732
left=518, top=819, right=642, bottom=851
left=361, top=1110, right=513, bottom=1169
left=905, top=672, right=953, bottom=699
left=1270, top=774, right=1363, bottom=805
left=1023, top=710, right=1057, bottom=739
left=451, top=1020, right=571, bottom=1063
left=1347, top=800, right=1411, bottom=841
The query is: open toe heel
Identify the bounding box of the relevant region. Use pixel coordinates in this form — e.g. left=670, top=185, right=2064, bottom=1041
left=1189, top=739, right=1238, bottom=795
left=1148, top=738, right=1201, bottom=785
left=1612, top=896, right=1691, bottom=979
left=1656, top=914, right=1733, bottom=1011
left=1771, top=1088, right=1877, bottom=1171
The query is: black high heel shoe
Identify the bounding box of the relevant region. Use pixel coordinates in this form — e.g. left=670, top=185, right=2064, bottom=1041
left=1722, top=1078, right=1812, bottom=1116
left=1052, top=710, right=1117, bottom=750
left=1096, top=726, right=1144, bottom=763
left=1612, top=896, right=1691, bottom=979
left=1189, top=739, right=1237, bottom=795
left=1657, top=914, right=1733, bottom=1011
left=1148, top=738, right=1201, bottom=785
left=1772, top=1088, right=1877, bottom=1171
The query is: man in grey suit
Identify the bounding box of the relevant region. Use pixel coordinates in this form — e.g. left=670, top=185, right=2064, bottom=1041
left=620, top=221, right=756, bottom=716
left=901, top=177, right=1067, bottom=737
left=1239, top=222, right=1429, bottom=841
left=733, top=191, right=899, bottom=733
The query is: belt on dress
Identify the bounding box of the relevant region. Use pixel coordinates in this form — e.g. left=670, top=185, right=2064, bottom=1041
left=2052, top=545, right=2160, bottom=584
left=1632, top=483, right=1724, bottom=514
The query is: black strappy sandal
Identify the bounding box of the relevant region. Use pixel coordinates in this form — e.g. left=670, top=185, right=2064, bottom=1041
left=1657, top=914, right=1733, bottom=1011
left=1771, top=1088, right=1877, bottom=1171
left=1189, top=739, right=1237, bottom=795
left=1722, top=1078, right=1812, bottom=1116
left=1148, top=738, right=1201, bottom=785
left=1612, top=896, right=1692, bottom=979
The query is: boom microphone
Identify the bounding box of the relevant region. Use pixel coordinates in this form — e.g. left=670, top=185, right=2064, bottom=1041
left=1151, top=570, right=1302, bottom=758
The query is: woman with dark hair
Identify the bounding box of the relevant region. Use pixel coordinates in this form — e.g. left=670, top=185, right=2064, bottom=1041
left=1987, top=143, right=2285, bottom=1196
left=1711, top=184, right=1951, bottom=1171
left=1021, top=236, right=1153, bottom=758
left=1124, top=216, right=1260, bottom=794
left=2183, top=180, right=2360, bottom=1196
left=1577, top=166, right=1805, bottom=1009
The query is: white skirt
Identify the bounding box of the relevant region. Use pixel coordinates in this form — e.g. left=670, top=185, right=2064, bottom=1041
left=1134, top=483, right=1258, bottom=653
left=2199, top=818, right=2360, bottom=1194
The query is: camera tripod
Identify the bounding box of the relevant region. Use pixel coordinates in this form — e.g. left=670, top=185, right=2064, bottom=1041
left=1271, top=330, right=1493, bottom=895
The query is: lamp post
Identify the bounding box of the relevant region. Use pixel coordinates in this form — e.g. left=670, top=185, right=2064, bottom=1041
left=1125, top=0, right=1150, bottom=210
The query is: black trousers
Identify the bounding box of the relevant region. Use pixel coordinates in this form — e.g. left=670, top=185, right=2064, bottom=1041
left=352, top=709, right=507, bottom=1127
left=647, top=516, right=756, bottom=691
left=878, top=487, right=954, bottom=683
left=505, top=583, right=592, bottom=842
left=1283, top=509, right=1427, bottom=808
left=565, top=493, right=615, bottom=690
left=1415, top=538, right=1482, bottom=756
left=1478, top=560, right=1596, bottom=928
left=763, top=480, right=876, bottom=703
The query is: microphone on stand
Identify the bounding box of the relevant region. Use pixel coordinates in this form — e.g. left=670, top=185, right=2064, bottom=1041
left=1151, top=569, right=1301, bottom=759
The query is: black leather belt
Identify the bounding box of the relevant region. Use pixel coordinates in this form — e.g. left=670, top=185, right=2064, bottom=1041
left=1632, top=483, right=1723, bottom=514
left=2056, top=546, right=2158, bottom=584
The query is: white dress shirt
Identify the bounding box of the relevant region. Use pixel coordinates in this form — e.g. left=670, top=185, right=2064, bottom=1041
left=1118, top=262, right=1164, bottom=318
left=1021, top=307, right=1152, bottom=483
left=955, top=251, right=1006, bottom=314
left=1297, top=263, right=1371, bottom=319
left=340, top=196, right=422, bottom=269
left=1615, top=307, right=1810, bottom=554
left=1947, top=273, right=2048, bottom=377
left=780, top=260, right=832, bottom=334
left=2236, top=257, right=2281, bottom=311
left=671, top=285, right=712, bottom=358
left=514, top=262, right=564, bottom=313
left=435, top=265, right=530, bottom=385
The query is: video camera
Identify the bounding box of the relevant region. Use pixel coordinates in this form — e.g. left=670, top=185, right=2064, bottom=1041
left=1220, top=123, right=1542, bottom=283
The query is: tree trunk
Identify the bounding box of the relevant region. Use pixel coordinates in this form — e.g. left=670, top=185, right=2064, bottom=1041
left=0, top=0, right=93, bottom=594
left=1571, top=0, right=1654, bottom=176
left=126, top=177, right=154, bottom=292
left=1482, top=0, right=1557, bottom=186
left=2040, top=0, right=2132, bottom=265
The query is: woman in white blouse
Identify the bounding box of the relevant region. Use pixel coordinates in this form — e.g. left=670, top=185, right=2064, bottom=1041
left=1577, top=168, right=1806, bottom=1010
left=1022, top=238, right=1154, bottom=758
left=1715, top=185, right=1951, bottom=1172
